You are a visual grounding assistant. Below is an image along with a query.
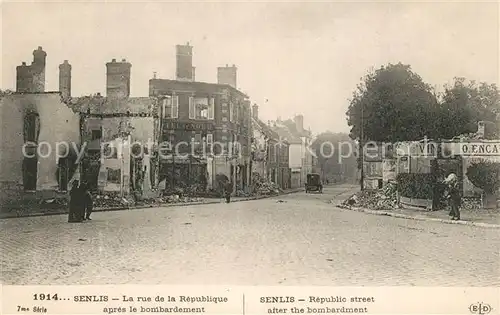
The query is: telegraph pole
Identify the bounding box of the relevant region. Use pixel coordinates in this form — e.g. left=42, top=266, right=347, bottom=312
left=277, top=139, right=281, bottom=189
left=360, top=104, right=365, bottom=191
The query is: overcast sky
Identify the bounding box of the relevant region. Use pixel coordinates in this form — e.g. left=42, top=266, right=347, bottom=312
left=2, top=1, right=498, bottom=134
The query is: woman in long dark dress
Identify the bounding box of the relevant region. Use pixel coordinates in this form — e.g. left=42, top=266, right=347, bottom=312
left=68, top=180, right=84, bottom=223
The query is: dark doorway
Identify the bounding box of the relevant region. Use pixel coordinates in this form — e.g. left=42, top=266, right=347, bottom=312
left=81, top=152, right=101, bottom=191
left=58, top=158, right=69, bottom=191
left=242, top=163, right=247, bottom=190
left=23, top=156, right=37, bottom=191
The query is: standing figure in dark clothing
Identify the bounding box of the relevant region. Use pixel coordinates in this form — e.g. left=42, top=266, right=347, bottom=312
left=444, top=173, right=461, bottom=221
left=224, top=181, right=233, bottom=203
left=81, top=182, right=93, bottom=221
left=68, top=180, right=84, bottom=223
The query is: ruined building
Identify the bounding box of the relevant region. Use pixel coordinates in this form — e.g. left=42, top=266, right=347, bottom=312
left=2, top=47, right=81, bottom=209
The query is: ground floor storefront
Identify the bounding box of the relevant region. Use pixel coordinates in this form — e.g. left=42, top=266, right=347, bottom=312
left=158, top=155, right=252, bottom=196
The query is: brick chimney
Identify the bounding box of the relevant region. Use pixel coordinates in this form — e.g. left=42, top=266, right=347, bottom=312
left=477, top=121, right=485, bottom=138
left=16, top=62, right=32, bottom=92
left=217, top=64, right=237, bottom=88
left=16, top=46, right=46, bottom=92
left=31, top=46, right=47, bottom=92
left=106, top=58, right=132, bottom=99
left=252, top=103, right=259, bottom=120
left=176, top=42, right=194, bottom=81
left=294, top=114, right=304, bottom=133
left=59, top=60, right=72, bottom=98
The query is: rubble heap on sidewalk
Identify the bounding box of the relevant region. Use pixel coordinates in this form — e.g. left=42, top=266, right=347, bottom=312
left=461, top=197, right=482, bottom=210
left=93, top=193, right=134, bottom=208
left=339, top=181, right=399, bottom=210
left=136, top=195, right=204, bottom=206
left=252, top=172, right=280, bottom=195
left=339, top=184, right=483, bottom=211
left=134, top=186, right=205, bottom=206
left=236, top=189, right=252, bottom=197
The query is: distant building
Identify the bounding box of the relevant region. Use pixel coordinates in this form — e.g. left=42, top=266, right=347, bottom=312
left=271, top=115, right=313, bottom=188
left=251, top=104, right=290, bottom=189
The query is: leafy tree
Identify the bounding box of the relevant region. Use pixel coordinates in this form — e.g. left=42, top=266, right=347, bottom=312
left=346, top=63, right=440, bottom=142
left=436, top=78, right=499, bottom=139
left=466, top=161, right=500, bottom=194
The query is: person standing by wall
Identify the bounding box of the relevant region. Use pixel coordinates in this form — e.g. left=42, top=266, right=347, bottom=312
left=444, top=173, right=461, bottom=220
left=81, top=182, right=93, bottom=221
left=68, top=180, right=84, bottom=223
left=225, top=180, right=233, bottom=203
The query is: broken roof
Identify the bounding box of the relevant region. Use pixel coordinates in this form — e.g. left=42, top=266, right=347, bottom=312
left=65, top=96, right=158, bottom=115
left=252, top=116, right=281, bottom=141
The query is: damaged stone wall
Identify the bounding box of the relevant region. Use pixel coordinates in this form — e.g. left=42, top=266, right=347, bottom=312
left=89, top=116, right=157, bottom=197
left=0, top=95, right=24, bottom=184
left=0, top=93, right=80, bottom=194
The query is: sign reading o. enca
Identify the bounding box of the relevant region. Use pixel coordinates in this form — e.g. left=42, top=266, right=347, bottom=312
left=459, top=142, right=500, bottom=156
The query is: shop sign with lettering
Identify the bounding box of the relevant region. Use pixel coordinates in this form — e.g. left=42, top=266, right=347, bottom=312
left=162, top=121, right=214, bottom=131
left=459, top=142, right=500, bottom=156
left=396, top=142, right=437, bottom=157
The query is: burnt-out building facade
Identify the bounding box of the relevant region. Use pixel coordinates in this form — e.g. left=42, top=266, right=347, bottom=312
left=149, top=44, right=253, bottom=194
left=67, top=58, right=161, bottom=199
left=1, top=47, right=81, bottom=209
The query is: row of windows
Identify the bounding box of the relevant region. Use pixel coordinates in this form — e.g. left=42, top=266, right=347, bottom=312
left=162, top=96, right=215, bottom=120
left=161, top=95, right=249, bottom=124
left=267, top=145, right=289, bottom=163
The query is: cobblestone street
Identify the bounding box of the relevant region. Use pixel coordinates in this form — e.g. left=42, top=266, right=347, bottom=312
left=1, top=184, right=498, bottom=286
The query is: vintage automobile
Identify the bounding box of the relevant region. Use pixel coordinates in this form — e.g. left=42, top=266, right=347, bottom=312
left=305, top=173, right=323, bottom=193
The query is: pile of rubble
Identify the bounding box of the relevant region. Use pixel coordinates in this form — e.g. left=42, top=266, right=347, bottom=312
left=340, top=182, right=399, bottom=210
left=236, top=190, right=252, bottom=197
left=461, top=197, right=482, bottom=211
left=137, top=195, right=204, bottom=206
left=93, top=194, right=133, bottom=208
left=39, top=197, right=68, bottom=207
left=340, top=182, right=484, bottom=212
left=252, top=173, right=280, bottom=195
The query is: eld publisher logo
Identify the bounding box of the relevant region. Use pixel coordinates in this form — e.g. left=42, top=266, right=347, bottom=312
left=469, top=303, right=492, bottom=314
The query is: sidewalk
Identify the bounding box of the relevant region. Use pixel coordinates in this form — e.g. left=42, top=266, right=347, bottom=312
left=336, top=195, right=500, bottom=228
left=0, top=188, right=304, bottom=219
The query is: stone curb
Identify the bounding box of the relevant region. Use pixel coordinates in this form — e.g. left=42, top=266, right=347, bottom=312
left=338, top=205, right=500, bottom=229
left=0, top=188, right=304, bottom=220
